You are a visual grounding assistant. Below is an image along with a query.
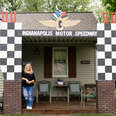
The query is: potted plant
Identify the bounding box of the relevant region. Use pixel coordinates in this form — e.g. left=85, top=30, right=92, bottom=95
left=57, top=77, right=64, bottom=85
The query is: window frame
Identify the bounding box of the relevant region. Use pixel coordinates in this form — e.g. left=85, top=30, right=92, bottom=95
left=52, top=47, right=68, bottom=78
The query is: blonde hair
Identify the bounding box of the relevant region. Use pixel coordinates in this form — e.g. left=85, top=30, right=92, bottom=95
left=24, top=63, right=33, bottom=74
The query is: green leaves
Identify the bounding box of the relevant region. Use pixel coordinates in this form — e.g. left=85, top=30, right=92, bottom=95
left=23, top=0, right=45, bottom=12
left=0, top=0, right=4, bottom=12
left=21, top=0, right=91, bottom=12
left=102, top=0, right=116, bottom=13
left=0, top=0, right=91, bottom=12
left=48, top=0, right=90, bottom=12
left=3, top=0, right=23, bottom=11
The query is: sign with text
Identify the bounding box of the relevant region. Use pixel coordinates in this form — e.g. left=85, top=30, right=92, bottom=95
left=22, top=30, right=97, bottom=37
left=1, top=11, right=16, bottom=22
left=103, top=12, right=116, bottom=23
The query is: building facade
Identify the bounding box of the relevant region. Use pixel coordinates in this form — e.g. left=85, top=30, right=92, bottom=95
left=0, top=12, right=116, bottom=114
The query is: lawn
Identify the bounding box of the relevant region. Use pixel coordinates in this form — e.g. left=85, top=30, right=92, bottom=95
left=71, top=114, right=116, bottom=116
left=0, top=115, right=41, bottom=116
left=0, top=114, right=116, bottom=116
left=0, top=115, right=42, bottom=116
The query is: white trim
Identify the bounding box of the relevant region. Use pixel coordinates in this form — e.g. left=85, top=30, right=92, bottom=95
left=52, top=47, right=68, bottom=78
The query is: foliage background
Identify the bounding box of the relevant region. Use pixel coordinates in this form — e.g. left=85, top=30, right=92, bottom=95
left=0, top=0, right=116, bottom=22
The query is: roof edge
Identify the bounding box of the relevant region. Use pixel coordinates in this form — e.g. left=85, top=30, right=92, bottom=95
left=15, top=11, right=94, bottom=14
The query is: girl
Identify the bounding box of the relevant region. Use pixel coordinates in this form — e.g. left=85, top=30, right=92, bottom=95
left=22, top=63, right=35, bottom=110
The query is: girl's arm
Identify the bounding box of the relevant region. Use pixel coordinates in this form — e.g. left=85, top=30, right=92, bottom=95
left=28, top=80, right=35, bottom=84
left=22, top=77, right=30, bottom=84
left=28, top=73, right=35, bottom=84
left=22, top=77, right=28, bottom=81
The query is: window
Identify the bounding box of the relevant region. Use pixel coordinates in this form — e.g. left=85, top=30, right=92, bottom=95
left=53, top=47, right=68, bottom=77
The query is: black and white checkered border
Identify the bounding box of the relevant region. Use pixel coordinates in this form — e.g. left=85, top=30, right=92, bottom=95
left=97, top=23, right=116, bottom=80
left=0, top=22, right=116, bottom=81
left=0, top=22, right=22, bottom=80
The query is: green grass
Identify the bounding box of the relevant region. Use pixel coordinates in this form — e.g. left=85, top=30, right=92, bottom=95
left=71, top=114, right=116, bottom=116
left=0, top=115, right=42, bottom=116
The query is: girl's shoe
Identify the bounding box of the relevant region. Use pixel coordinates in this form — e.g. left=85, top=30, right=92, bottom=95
left=28, top=106, right=32, bottom=110
left=26, top=106, right=30, bottom=110
left=26, top=106, right=32, bottom=110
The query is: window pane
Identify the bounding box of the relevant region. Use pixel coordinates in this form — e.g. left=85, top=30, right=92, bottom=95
left=53, top=48, right=67, bottom=76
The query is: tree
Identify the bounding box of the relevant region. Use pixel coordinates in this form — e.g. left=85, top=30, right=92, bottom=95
left=22, top=0, right=45, bottom=12
left=88, top=0, right=104, bottom=22
left=0, top=0, right=4, bottom=12
left=101, top=0, right=116, bottom=13
left=3, top=0, right=23, bottom=11
left=101, top=0, right=116, bottom=22
left=22, top=0, right=91, bottom=12
left=0, top=0, right=92, bottom=12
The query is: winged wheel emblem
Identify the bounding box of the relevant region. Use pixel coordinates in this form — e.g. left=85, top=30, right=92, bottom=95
left=40, top=11, right=80, bottom=30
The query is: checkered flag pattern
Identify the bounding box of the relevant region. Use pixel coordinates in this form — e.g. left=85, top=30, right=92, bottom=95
left=97, top=23, right=116, bottom=80
left=0, top=22, right=22, bottom=80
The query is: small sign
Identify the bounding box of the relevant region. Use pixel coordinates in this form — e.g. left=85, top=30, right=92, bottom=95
left=80, top=60, right=90, bottom=64
left=55, top=60, right=66, bottom=63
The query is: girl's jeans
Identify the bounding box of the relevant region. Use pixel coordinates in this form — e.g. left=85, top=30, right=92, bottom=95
left=22, top=86, right=34, bottom=107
